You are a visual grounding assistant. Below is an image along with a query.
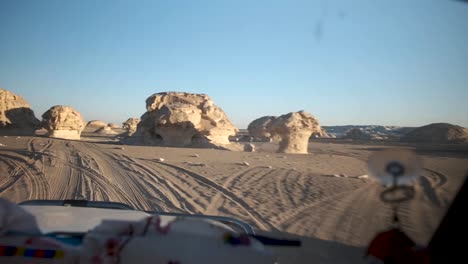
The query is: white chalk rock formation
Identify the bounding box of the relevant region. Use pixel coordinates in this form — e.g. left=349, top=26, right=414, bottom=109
left=269, top=111, right=322, bottom=154
left=41, top=105, right=85, bottom=140
left=95, top=126, right=118, bottom=135
left=108, top=123, right=121, bottom=129
left=248, top=111, right=323, bottom=153
left=86, top=120, right=107, bottom=128
left=0, top=88, right=40, bottom=135
left=137, top=92, right=238, bottom=147
left=247, top=116, right=276, bottom=139
left=122, top=118, right=140, bottom=136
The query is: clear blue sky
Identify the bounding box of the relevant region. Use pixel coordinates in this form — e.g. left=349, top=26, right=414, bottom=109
left=1, top=0, right=467, bottom=128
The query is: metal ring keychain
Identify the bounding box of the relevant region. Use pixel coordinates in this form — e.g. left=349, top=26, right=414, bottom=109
left=365, top=149, right=429, bottom=263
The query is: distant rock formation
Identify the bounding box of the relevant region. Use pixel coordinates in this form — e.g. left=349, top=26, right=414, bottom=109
left=41, top=105, right=85, bottom=140
left=0, top=88, right=40, bottom=135
left=342, top=128, right=373, bottom=140
left=323, top=125, right=414, bottom=139
left=122, top=118, right=140, bottom=136
left=247, top=116, right=276, bottom=139
left=108, top=123, right=121, bottom=129
left=269, top=111, right=323, bottom=154
left=310, top=130, right=331, bottom=139
left=401, top=123, right=468, bottom=143
left=95, top=126, right=118, bottom=135
left=134, top=92, right=238, bottom=148
left=86, top=120, right=108, bottom=128
left=247, top=111, right=324, bottom=153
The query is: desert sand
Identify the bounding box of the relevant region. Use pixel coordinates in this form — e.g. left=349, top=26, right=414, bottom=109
left=0, top=132, right=467, bottom=263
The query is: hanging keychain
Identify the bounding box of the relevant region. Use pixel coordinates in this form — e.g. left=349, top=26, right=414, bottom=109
left=365, top=149, right=429, bottom=264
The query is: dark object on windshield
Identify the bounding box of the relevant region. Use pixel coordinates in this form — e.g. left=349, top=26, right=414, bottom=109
left=366, top=228, right=429, bottom=264
left=366, top=149, right=430, bottom=263
left=427, top=175, right=468, bottom=263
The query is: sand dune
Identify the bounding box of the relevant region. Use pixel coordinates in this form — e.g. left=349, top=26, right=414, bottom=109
left=0, top=136, right=467, bottom=262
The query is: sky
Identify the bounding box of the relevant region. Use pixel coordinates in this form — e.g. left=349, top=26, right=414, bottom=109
left=1, top=0, right=467, bottom=128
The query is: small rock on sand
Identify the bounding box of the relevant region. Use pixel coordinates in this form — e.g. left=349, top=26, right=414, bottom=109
left=357, top=174, right=369, bottom=179
left=240, top=161, right=250, bottom=166
left=266, top=166, right=273, bottom=169
left=0, top=143, right=5, bottom=146
left=333, top=174, right=341, bottom=178
left=16, top=136, right=21, bottom=139
left=244, top=143, right=255, bottom=152
left=191, top=154, right=200, bottom=158
left=156, top=158, right=165, bottom=162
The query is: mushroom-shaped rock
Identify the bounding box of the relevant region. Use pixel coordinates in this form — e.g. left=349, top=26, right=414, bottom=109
left=342, top=128, right=373, bottom=140
left=41, top=105, right=85, bottom=140
left=247, top=116, right=276, bottom=139
left=137, top=92, right=238, bottom=147
left=86, top=120, right=108, bottom=128
left=269, top=111, right=322, bottom=154
left=122, top=118, right=140, bottom=136
left=0, top=88, right=40, bottom=135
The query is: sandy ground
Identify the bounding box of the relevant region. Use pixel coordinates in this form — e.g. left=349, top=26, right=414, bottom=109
left=0, top=133, right=467, bottom=263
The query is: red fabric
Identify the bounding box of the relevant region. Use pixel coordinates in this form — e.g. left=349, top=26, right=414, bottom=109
left=34, top=250, right=46, bottom=258
left=367, top=229, right=429, bottom=264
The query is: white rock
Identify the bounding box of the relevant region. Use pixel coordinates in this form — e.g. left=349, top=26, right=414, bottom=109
left=86, top=120, right=108, bottom=128
left=357, top=174, right=369, bottom=179
left=241, top=161, right=250, bottom=166
left=191, top=154, right=200, bottom=158
left=122, top=118, right=140, bottom=136
left=156, top=158, right=165, bottom=162
left=0, top=143, right=5, bottom=146
left=0, top=88, right=40, bottom=135
left=41, top=105, right=85, bottom=140
left=248, top=111, right=325, bottom=153
left=333, top=174, right=341, bottom=177
left=266, top=166, right=273, bottom=169
left=137, top=92, right=238, bottom=147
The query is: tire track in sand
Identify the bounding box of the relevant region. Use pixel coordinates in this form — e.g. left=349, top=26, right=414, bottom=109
left=86, top=147, right=187, bottom=212
left=116, top=153, right=219, bottom=213
left=0, top=153, right=49, bottom=200
left=204, top=167, right=275, bottom=215
left=142, top=159, right=275, bottom=230
left=278, top=183, right=385, bottom=246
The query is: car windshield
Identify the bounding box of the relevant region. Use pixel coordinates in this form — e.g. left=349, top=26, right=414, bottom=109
left=0, top=0, right=467, bottom=263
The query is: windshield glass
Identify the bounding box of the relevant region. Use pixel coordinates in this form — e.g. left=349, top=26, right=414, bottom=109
left=1, top=0, right=467, bottom=262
